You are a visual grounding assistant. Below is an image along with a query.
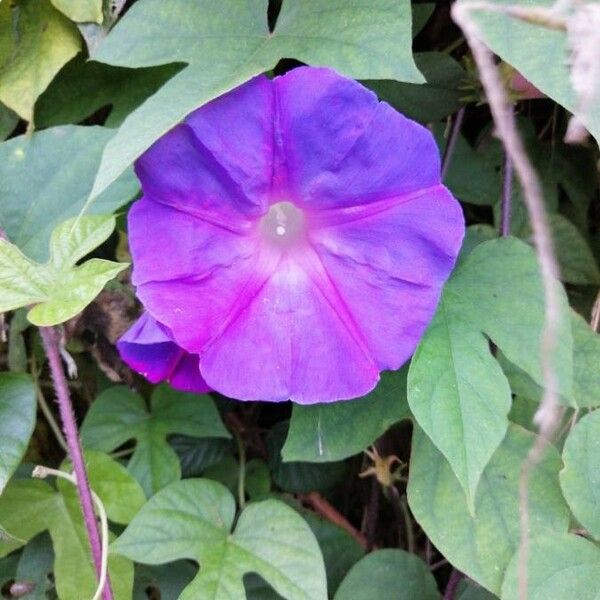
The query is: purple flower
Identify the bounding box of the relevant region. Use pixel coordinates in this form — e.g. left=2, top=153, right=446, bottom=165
left=118, top=312, right=209, bottom=393
left=119, top=67, right=464, bottom=404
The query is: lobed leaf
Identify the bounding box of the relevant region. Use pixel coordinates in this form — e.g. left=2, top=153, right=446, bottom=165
left=81, top=385, right=230, bottom=496
left=112, top=479, right=328, bottom=600
left=0, top=215, right=128, bottom=326
left=0, top=452, right=142, bottom=600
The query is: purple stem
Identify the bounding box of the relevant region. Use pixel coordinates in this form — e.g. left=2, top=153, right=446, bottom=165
left=441, top=107, right=466, bottom=181
left=39, top=326, right=113, bottom=600
left=500, top=150, right=514, bottom=237
left=443, top=569, right=463, bottom=600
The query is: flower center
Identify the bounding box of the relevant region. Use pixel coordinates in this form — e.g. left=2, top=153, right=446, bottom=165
left=260, top=201, right=306, bottom=246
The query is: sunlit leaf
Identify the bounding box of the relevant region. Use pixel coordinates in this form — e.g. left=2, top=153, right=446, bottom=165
left=0, top=215, right=128, bottom=326
left=0, top=0, right=81, bottom=122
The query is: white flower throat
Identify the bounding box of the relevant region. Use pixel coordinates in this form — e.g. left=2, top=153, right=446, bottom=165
left=260, top=201, right=306, bottom=246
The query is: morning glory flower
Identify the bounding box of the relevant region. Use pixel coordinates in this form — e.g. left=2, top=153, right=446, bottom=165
left=118, top=312, right=209, bottom=393
left=119, top=67, right=464, bottom=404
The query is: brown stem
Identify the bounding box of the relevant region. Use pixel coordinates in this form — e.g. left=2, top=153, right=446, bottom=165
left=300, top=492, right=368, bottom=549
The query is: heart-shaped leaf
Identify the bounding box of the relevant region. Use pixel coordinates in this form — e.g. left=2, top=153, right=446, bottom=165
left=408, top=238, right=572, bottom=507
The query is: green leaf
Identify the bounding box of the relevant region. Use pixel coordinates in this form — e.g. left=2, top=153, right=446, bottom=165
left=0, top=554, right=19, bottom=590
left=14, top=533, right=54, bottom=600
left=170, top=435, right=232, bottom=478
left=0, top=373, right=36, bottom=494
left=501, top=533, right=600, bottom=600
left=412, top=3, right=435, bottom=36
left=202, top=455, right=272, bottom=500
left=0, top=215, right=128, bottom=326
left=500, top=311, right=600, bottom=408
left=60, top=450, right=146, bottom=524
left=8, top=309, right=29, bottom=373
left=0, top=454, right=139, bottom=600
left=457, top=225, right=498, bottom=265
left=548, top=214, right=600, bottom=285
left=0, top=102, right=18, bottom=140
left=467, top=0, right=600, bottom=144
left=282, top=368, right=410, bottom=463
left=301, top=511, right=365, bottom=595
left=407, top=424, right=570, bottom=595
left=89, top=0, right=423, bottom=200
left=49, top=212, right=117, bottom=268
left=267, top=422, right=346, bottom=494
left=112, top=478, right=328, bottom=600
left=409, top=298, right=511, bottom=510
left=516, top=213, right=600, bottom=285
left=334, top=549, right=439, bottom=600
left=559, top=410, right=600, bottom=540
left=134, top=562, right=196, bottom=600
left=0, top=0, right=81, bottom=122
left=81, top=384, right=230, bottom=496
left=36, top=54, right=182, bottom=128
left=366, top=52, right=464, bottom=123
left=0, top=125, right=138, bottom=262
left=49, top=0, right=102, bottom=24
left=408, top=238, right=573, bottom=506
left=456, top=580, right=498, bottom=600
left=438, top=127, right=502, bottom=206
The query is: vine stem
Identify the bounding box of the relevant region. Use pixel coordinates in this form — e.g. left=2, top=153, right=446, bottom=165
left=233, top=427, right=247, bottom=510
left=443, top=569, right=463, bottom=600
left=31, top=352, right=68, bottom=453
left=33, top=466, right=109, bottom=600
left=301, top=492, right=368, bottom=549
left=441, top=107, right=466, bottom=180
left=452, top=4, right=564, bottom=600
left=500, top=148, right=514, bottom=237
left=39, top=326, right=113, bottom=600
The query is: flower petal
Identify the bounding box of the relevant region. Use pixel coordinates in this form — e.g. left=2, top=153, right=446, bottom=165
left=135, top=75, right=274, bottom=221
left=199, top=254, right=380, bottom=404
left=275, top=67, right=440, bottom=208
left=128, top=198, right=256, bottom=286
left=310, top=186, right=465, bottom=369
left=118, top=313, right=209, bottom=393
left=136, top=248, right=280, bottom=354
